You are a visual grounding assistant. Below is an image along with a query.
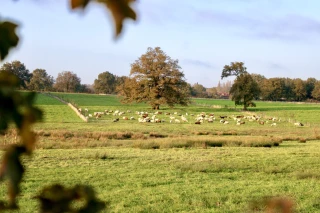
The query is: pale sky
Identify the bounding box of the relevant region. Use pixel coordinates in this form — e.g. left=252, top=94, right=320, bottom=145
left=1, top=0, right=320, bottom=88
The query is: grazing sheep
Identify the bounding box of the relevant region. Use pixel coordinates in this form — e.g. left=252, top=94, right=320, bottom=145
left=181, top=115, right=188, bottom=122
left=259, top=121, right=265, bottom=125
left=237, top=121, right=245, bottom=125
left=223, top=121, right=229, bottom=124
left=130, top=117, right=135, bottom=120
left=271, top=123, right=277, bottom=126
left=123, top=116, right=129, bottom=120
left=113, top=118, right=119, bottom=122
left=155, top=118, right=161, bottom=123
left=175, top=119, right=180, bottom=123
left=294, top=122, right=304, bottom=127
left=195, top=121, right=201, bottom=124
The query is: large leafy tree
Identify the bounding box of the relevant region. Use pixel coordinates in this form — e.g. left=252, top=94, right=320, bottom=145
left=93, top=71, right=117, bottom=94
left=221, top=62, right=259, bottom=110
left=54, top=71, right=81, bottom=93
left=28, top=69, right=54, bottom=91
left=229, top=73, right=260, bottom=110
left=0, top=60, right=32, bottom=89
left=119, top=47, right=190, bottom=109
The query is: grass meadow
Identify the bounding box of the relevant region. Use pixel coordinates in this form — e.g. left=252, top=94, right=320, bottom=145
left=1, top=92, right=320, bottom=212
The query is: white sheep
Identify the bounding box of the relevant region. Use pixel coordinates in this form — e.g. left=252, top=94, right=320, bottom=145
left=294, top=122, right=304, bottom=127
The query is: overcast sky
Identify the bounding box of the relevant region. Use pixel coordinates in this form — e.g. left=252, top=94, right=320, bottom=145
left=1, top=0, right=320, bottom=88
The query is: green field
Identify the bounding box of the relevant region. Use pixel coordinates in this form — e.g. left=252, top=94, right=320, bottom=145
left=2, top=92, right=320, bottom=212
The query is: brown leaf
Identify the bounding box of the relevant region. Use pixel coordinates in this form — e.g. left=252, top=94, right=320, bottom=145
left=99, top=0, right=137, bottom=37
left=70, top=0, right=91, bottom=9
left=0, top=21, right=19, bottom=61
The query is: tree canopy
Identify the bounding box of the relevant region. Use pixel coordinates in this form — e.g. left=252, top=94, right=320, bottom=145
left=93, top=71, right=117, bottom=94
left=229, top=73, right=260, bottom=110
left=221, top=62, right=259, bottom=110
left=28, top=69, right=54, bottom=91
left=221, top=61, right=247, bottom=79
left=118, top=47, right=190, bottom=109
left=0, top=60, right=32, bottom=89
left=54, top=71, right=81, bottom=93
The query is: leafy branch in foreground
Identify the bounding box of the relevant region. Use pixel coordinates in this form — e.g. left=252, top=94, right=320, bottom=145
left=70, top=0, right=137, bottom=37
left=0, top=72, right=42, bottom=209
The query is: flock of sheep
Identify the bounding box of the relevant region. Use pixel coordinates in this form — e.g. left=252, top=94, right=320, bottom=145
left=77, top=108, right=304, bottom=127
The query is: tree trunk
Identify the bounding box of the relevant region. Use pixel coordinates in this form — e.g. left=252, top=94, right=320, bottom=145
left=243, top=103, right=247, bottom=111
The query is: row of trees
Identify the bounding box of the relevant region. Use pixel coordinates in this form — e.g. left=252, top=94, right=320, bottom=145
left=222, top=62, right=320, bottom=110
left=252, top=75, right=320, bottom=102
left=2, top=51, right=320, bottom=111
left=0, top=61, right=92, bottom=93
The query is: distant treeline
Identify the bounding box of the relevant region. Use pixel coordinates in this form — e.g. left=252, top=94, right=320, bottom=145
left=1, top=61, right=319, bottom=102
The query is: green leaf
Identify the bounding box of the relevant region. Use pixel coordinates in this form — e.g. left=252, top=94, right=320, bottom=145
left=0, top=21, right=19, bottom=61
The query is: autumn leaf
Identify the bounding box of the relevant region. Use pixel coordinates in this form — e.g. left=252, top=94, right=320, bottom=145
left=70, top=0, right=91, bottom=9
left=98, top=0, right=137, bottom=37
left=0, top=21, right=19, bottom=61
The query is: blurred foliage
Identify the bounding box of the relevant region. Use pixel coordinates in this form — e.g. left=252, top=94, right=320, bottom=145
left=0, top=0, right=137, bottom=210
left=0, top=21, right=19, bottom=60
left=71, top=0, right=137, bottom=37
left=0, top=72, right=42, bottom=209
left=35, top=184, right=107, bottom=213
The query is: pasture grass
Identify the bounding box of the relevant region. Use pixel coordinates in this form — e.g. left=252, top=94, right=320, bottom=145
left=2, top=92, right=320, bottom=212
left=0, top=141, right=320, bottom=212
